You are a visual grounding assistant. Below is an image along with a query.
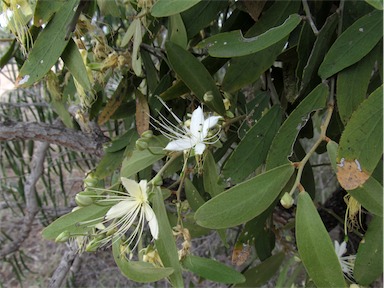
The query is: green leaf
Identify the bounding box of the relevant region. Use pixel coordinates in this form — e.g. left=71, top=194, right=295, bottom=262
left=184, top=178, right=205, bottom=211
left=222, top=0, right=301, bottom=93
left=181, top=1, right=228, bottom=39
left=33, top=0, right=66, bottom=26
left=169, top=14, right=187, bottom=49
left=120, top=136, right=166, bottom=178
left=97, top=0, right=122, bottom=17
left=182, top=255, right=245, bottom=284
left=319, top=10, right=383, bottom=79
left=197, top=14, right=301, bottom=58
left=266, top=83, right=328, bottom=170
left=42, top=204, right=110, bottom=240
left=16, top=0, right=79, bottom=87
left=354, top=216, right=383, bottom=285
left=151, top=0, right=202, bottom=17
left=61, top=39, right=91, bottom=91
left=336, top=44, right=379, bottom=124
left=348, top=177, right=383, bottom=216
left=222, top=105, right=281, bottom=183
left=94, top=150, right=125, bottom=179
left=165, top=41, right=225, bottom=115
left=326, top=140, right=339, bottom=172
left=296, top=192, right=347, bottom=287
left=203, top=151, right=223, bottom=197
left=152, top=187, right=184, bottom=287
left=104, top=129, right=138, bottom=153
left=236, top=252, right=285, bottom=287
left=365, top=0, right=383, bottom=10
left=112, top=240, right=174, bottom=283
left=299, top=13, right=338, bottom=94
left=338, top=85, right=383, bottom=174
left=195, top=164, right=294, bottom=229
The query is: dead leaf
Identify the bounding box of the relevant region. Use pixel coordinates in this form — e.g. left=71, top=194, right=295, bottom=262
left=231, top=242, right=251, bottom=266
left=336, top=159, right=370, bottom=190
left=135, top=90, right=149, bottom=136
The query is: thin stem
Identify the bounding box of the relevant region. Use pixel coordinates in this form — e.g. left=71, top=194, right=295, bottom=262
left=289, top=100, right=334, bottom=196
left=302, top=0, right=319, bottom=35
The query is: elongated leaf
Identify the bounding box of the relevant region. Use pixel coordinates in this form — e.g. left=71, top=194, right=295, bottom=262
left=296, top=192, right=346, bottom=287
left=236, top=252, right=285, bottom=287
left=354, top=216, right=383, bottom=285
left=16, top=0, right=79, bottom=87
left=338, top=85, right=383, bottom=175
left=319, top=10, right=383, bottom=79
left=169, top=14, right=187, bottom=49
left=336, top=44, right=379, bottom=124
left=152, top=187, right=184, bottom=287
left=151, top=0, right=202, bottom=17
left=266, top=83, right=328, bottom=170
left=42, top=204, right=110, bottom=240
left=94, top=150, right=125, bottom=179
left=182, top=255, right=245, bottom=284
left=203, top=151, right=223, bottom=197
left=299, top=13, right=338, bottom=94
left=165, top=42, right=225, bottom=114
left=222, top=0, right=301, bottom=93
left=365, top=0, right=383, bottom=10
left=112, top=239, right=174, bottom=283
left=61, top=39, right=91, bottom=91
left=223, top=105, right=281, bottom=183
left=184, top=178, right=205, bottom=212
left=348, top=177, right=383, bottom=216
left=195, top=164, right=294, bottom=229
left=198, top=14, right=301, bottom=58
left=33, top=0, right=66, bottom=26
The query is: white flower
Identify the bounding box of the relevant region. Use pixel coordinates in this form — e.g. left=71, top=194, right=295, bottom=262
left=334, top=240, right=356, bottom=280
left=155, top=103, right=221, bottom=155
left=96, top=178, right=158, bottom=249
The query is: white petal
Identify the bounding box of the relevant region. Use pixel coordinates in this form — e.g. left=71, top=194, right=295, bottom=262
left=202, top=116, right=221, bottom=138
left=190, top=107, right=205, bottom=138
left=165, top=138, right=194, bottom=151
left=144, top=204, right=159, bottom=239
left=139, top=180, right=148, bottom=201
left=121, top=177, right=141, bottom=199
left=194, top=143, right=206, bottom=155
left=105, top=200, right=137, bottom=220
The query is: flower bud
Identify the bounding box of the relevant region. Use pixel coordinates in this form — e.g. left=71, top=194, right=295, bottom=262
left=203, top=91, right=214, bottom=102
left=84, top=173, right=99, bottom=188
left=280, top=192, right=294, bottom=209
left=86, top=238, right=103, bottom=252
left=136, top=138, right=149, bottom=150
left=152, top=175, right=163, bottom=186
left=55, top=231, right=70, bottom=242
left=75, top=193, right=94, bottom=207
left=141, top=130, right=153, bottom=139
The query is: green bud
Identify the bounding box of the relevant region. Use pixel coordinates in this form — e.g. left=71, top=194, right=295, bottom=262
left=225, top=110, right=234, bottom=118
left=136, top=139, right=149, bottom=150
left=55, top=231, right=70, bottom=242
left=86, top=238, right=103, bottom=252
left=75, top=193, right=94, bottom=207
left=84, top=173, right=99, bottom=188
left=141, top=130, right=153, bottom=139
left=280, top=192, right=294, bottom=209
left=152, top=175, right=163, bottom=186
left=203, top=91, right=214, bottom=102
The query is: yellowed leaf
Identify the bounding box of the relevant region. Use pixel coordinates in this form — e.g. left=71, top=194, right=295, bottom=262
left=231, top=243, right=251, bottom=266
left=336, top=158, right=370, bottom=190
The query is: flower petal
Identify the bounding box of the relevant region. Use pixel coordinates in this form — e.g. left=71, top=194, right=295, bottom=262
left=165, top=138, right=194, bottom=151
left=190, top=107, right=205, bottom=138
left=202, top=115, right=221, bottom=138
left=121, top=177, right=141, bottom=199
left=194, top=143, right=206, bottom=155
left=144, top=203, right=159, bottom=239
left=105, top=200, right=137, bottom=220
left=139, top=180, right=148, bottom=201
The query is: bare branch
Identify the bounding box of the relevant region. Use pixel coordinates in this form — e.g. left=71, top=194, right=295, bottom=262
left=0, top=141, right=49, bottom=258
left=0, top=120, right=109, bottom=157
left=48, top=243, right=79, bottom=288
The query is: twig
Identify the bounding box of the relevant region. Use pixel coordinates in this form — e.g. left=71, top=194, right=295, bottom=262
left=302, top=0, right=319, bottom=35
left=48, top=242, right=79, bottom=288
left=0, top=141, right=49, bottom=258
left=0, top=120, right=108, bottom=157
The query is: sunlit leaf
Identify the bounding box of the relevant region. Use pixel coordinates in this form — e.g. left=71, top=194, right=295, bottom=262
left=195, top=164, right=294, bottom=229
left=151, top=0, right=202, bottom=17
left=296, top=192, right=346, bottom=287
